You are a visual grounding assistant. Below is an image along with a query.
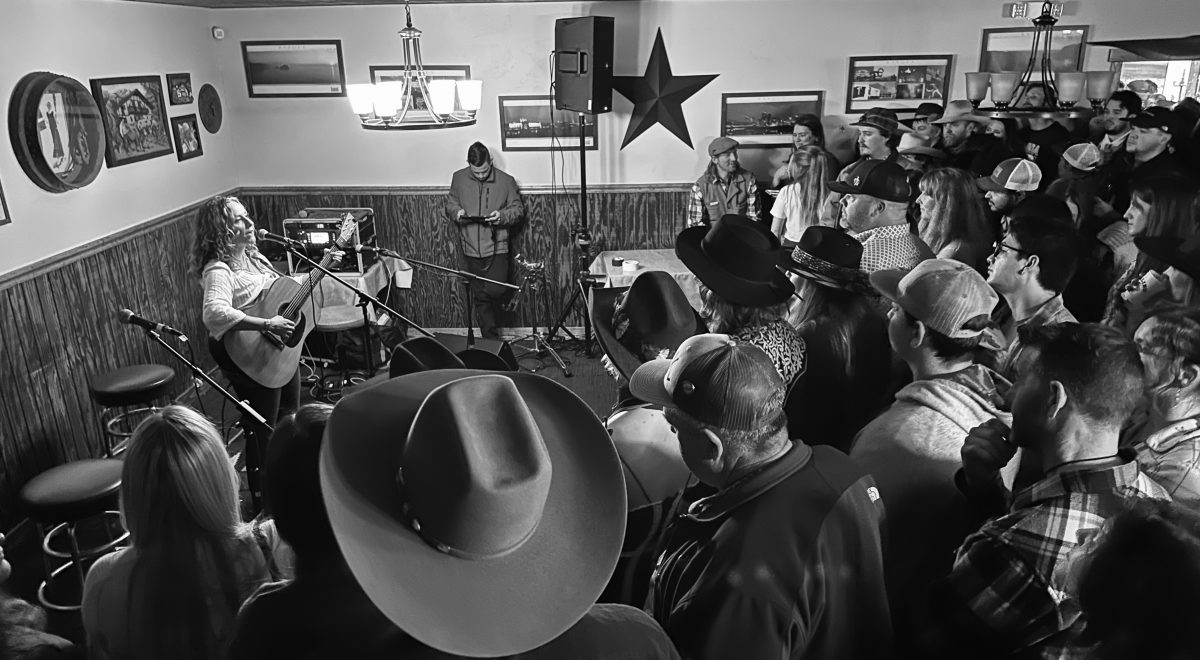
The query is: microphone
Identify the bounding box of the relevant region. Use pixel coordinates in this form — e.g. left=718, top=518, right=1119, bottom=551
left=256, top=228, right=302, bottom=245
left=118, top=309, right=187, bottom=339
left=352, top=244, right=397, bottom=257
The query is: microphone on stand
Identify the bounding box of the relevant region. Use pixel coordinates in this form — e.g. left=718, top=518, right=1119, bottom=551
left=256, top=228, right=303, bottom=245
left=352, top=244, right=396, bottom=257
left=118, top=308, right=188, bottom=341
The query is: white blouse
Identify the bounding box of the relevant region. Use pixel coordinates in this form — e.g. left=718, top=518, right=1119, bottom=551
left=201, top=255, right=279, bottom=340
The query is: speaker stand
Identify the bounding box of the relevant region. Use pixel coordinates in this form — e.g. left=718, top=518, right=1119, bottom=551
left=547, top=112, right=596, bottom=356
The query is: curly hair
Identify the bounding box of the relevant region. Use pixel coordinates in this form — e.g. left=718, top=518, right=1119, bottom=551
left=190, top=195, right=252, bottom=280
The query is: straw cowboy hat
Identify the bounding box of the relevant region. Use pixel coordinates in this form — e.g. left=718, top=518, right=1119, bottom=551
left=676, top=214, right=794, bottom=307
left=590, top=271, right=705, bottom=381
left=780, top=226, right=871, bottom=293
left=320, top=370, right=626, bottom=657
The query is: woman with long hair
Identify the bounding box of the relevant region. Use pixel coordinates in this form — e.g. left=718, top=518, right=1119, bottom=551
left=984, top=118, right=1025, bottom=157
left=915, top=167, right=994, bottom=273
left=82, top=405, right=276, bottom=659
left=770, top=146, right=832, bottom=247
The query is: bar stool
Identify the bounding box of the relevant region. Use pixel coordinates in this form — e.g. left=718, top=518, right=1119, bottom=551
left=88, top=364, right=175, bottom=456
left=312, top=305, right=376, bottom=401
left=20, top=459, right=128, bottom=612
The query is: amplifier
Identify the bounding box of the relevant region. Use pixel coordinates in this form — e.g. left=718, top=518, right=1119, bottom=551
left=283, top=208, right=376, bottom=274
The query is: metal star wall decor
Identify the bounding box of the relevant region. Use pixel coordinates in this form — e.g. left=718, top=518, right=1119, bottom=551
left=612, top=29, right=718, bottom=150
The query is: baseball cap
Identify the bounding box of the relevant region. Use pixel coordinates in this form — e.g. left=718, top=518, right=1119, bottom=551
left=913, top=102, right=945, bottom=120
left=976, top=157, right=1042, bottom=193
left=707, top=136, right=739, bottom=157
left=870, top=259, right=999, bottom=341
left=1062, top=143, right=1101, bottom=172
left=1130, top=106, right=1183, bottom=135
left=628, top=333, right=785, bottom=431
left=827, top=159, right=911, bottom=202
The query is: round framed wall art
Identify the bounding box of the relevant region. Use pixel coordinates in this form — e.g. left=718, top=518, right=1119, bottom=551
left=8, top=72, right=107, bottom=193
left=198, top=83, right=223, bottom=134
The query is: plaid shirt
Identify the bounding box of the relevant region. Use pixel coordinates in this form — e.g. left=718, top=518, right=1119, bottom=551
left=852, top=223, right=933, bottom=273
left=937, top=459, right=1168, bottom=659
left=996, top=294, right=1078, bottom=378
left=686, top=170, right=759, bottom=227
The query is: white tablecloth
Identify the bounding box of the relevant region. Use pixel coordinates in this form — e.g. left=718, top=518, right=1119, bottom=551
left=588, top=249, right=702, bottom=311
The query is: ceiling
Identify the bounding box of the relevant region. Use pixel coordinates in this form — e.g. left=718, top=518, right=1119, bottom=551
left=121, top=0, right=634, bottom=7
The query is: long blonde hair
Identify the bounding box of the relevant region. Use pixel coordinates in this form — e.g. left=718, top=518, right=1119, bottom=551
left=783, top=146, right=831, bottom=230
left=917, top=167, right=992, bottom=258
left=120, top=405, right=253, bottom=659
left=190, top=195, right=256, bottom=280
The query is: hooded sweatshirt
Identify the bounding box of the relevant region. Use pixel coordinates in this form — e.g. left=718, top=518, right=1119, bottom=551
left=850, top=364, right=1013, bottom=652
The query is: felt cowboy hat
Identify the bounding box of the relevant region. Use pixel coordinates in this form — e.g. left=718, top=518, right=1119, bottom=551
left=897, top=132, right=947, bottom=159
left=931, top=100, right=991, bottom=125
left=676, top=214, right=794, bottom=307
left=320, top=370, right=626, bottom=657
left=388, top=336, right=467, bottom=378
left=780, top=226, right=871, bottom=292
left=850, top=108, right=913, bottom=136
left=1136, top=234, right=1200, bottom=283
left=590, top=271, right=705, bottom=381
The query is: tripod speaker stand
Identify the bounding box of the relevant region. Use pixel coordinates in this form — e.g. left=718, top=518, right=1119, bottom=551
left=546, top=113, right=598, bottom=356
left=507, top=255, right=572, bottom=376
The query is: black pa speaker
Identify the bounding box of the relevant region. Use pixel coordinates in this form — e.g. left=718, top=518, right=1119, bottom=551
left=554, top=16, right=614, bottom=114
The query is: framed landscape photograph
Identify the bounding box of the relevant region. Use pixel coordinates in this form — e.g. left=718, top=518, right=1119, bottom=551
left=498, top=95, right=597, bottom=152
left=171, top=114, right=203, bottom=161
left=90, top=75, right=174, bottom=168
left=241, top=40, right=346, bottom=98
left=721, top=91, right=825, bottom=147
left=370, top=65, right=470, bottom=119
left=846, top=55, right=954, bottom=113
left=166, top=73, right=193, bottom=105
left=980, top=26, right=1088, bottom=74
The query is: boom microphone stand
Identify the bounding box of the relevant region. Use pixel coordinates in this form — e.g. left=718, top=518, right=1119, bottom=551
left=546, top=112, right=597, bottom=356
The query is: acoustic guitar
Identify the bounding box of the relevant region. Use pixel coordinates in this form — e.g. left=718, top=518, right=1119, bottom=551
left=223, top=215, right=358, bottom=388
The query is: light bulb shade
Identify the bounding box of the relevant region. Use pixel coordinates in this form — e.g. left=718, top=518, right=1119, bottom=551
left=990, top=72, right=1021, bottom=106
left=457, top=80, right=483, bottom=113
left=348, top=84, right=376, bottom=115
left=1054, top=71, right=1085, bottom=105
left=428, top=80, right=457, bottom=116
left=965, top=72, right=991, bottom=102
left=1086, top=70, right=1115, bottom=100
left=374, top=81, right=405, bottom=118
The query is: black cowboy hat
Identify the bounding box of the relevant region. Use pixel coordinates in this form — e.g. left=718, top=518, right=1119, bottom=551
left=1136, top=234, right=1200, bottom=283
left=389, top=336, right=468, bottom=378
left=590, top=271, right=706, bottom=381
left=676, top=214, right=794, bottom=307
left=780, top=226, right=871, bottom=292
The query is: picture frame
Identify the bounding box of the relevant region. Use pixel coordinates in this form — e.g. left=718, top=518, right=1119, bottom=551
left=90, top=75, right=174, bottom=168
left=720, top=91, right=825, bottom=147
left=10, top=72, right=107, bottom=193
left=370, top=65, right=471, bottom=119
left=0, top=176, right=9, bottom=227
left=171, top=114, right=203, bottom=162
left=166, top=73, right=193, bottom=105
left=498, top=95, right=597, bottom=152
left=846, top=55, right=954, bottom=113
left=241, top=40, right=346, bottom=98
left=979, top=25, right=1088, bottom=74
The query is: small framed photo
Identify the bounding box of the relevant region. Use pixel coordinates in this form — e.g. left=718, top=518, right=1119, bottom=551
left=721, top=91, right=825, bottom=148
left=498, top=95, right=597, bottom=152
left=370, top=65, right=471, bottom=119
left=980, top=25, right=1088, bottom=74
left=846, top=55, right=954, bottom=113
left=0, top=176, right=10, bottom=227
left=171, top=114, right=203, bottom=161
left=90, top=75, right=174, bottom=167
left=166, top=73, right=193, bottom=105
left=241, top=40, right=346, bottom=98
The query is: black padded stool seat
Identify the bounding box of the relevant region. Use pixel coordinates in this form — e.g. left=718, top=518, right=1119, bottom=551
left=21, top=459, right=123, bottom=524
left=89, top=364, right=175, bottom=408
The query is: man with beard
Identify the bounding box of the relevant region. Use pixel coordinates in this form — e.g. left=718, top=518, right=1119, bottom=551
left=976, top=158, right=1042, bottom=230
left=921, top=323, right=1169, bottom=659
left=1092, top=90, right=1141, bottom=165
left=933, top=100, right=1014, bottom=176
left=687, top=137, right=759, bottom=227
left=1017, top=85, right=1071, bottom=191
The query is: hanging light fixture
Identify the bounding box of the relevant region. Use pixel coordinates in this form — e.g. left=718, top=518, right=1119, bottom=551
left=966, top=1, right=1115, bottom=120
left=347, top=1, right=481, bottom=130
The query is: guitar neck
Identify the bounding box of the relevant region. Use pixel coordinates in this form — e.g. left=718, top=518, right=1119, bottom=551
left=281, top=249, right=342, bottom=318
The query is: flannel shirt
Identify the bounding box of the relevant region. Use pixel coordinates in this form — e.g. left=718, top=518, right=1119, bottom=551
left=935, top=458, right=1168, bottom=659
left=995, top=294, right=1078, bottom=378
left=852, top=223, right=933, bottom=273
left=1134, top=420, right=1200, bottom=509
left=686, top=170, right=759, bottom=227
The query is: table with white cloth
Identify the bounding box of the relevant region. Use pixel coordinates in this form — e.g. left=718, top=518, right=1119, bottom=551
left=298, top=256, right=413, bottom=328
left=587, top=249, right=702, bottom=311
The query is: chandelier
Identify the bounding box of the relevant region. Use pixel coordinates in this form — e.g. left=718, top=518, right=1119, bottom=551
left=965, top=1, right=1114, bottom=120
left=347, top=1, right=481, bottom=130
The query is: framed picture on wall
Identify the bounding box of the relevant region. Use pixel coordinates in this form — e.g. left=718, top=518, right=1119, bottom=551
left=720, top=91, right=825, bottom=147
left=171, top=114, right=203, bottom=161
left=845, top=55, right=954, bottom=113
left=979, top=26, right=1088, bottom=74
left=241, top=40, right=347, bottom=98
left=498, top=95, right=597, bottom=152
left=370, top=65, right=471, bottom=119
left=166, top=73, right=193, bottom=105
left=90, top=75, right=174, bottom=168
left=0, top=176, right=10, bottom=227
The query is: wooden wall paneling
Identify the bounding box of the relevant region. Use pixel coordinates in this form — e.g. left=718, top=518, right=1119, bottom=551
left=16, top=282, right=77, bottom=463
left=0, top=288, right=41, bottom=504
left=48, top=263, right=108, bottom=458
left=1, top=286, right=60, bottom=477
left=31, top=274, right=92, bottom=461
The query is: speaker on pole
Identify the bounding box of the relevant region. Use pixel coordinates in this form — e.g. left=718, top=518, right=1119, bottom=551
left=553, top=16, right=615, bottom=114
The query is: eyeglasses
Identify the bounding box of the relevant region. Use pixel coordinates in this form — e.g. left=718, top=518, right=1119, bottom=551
left=991, top=241, right=1033, bottom=259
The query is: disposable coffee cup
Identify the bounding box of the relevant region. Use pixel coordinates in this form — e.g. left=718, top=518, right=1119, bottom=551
left=622, top=260, right=639, bottom=272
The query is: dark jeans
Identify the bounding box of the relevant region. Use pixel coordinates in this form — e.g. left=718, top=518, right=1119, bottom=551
left=208, top=337, right=300, bottom=508
left=464, top=254, right=511, bottom=338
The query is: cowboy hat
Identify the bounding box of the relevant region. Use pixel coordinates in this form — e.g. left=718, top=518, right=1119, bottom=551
left=1136, top=234, right=1200, bottom=283
left=389, top=336, right=467, bottom=378
left=676, top=214, right=794, bottom=307
left=897, top=132, right=947, bottom=159
left=931, top=100, right=991, bottom=125
left=320, top=370, right=626, bottom=657
left=590, top=271, right=705, bottom=381
left=780, top=226, right=871, bottom=292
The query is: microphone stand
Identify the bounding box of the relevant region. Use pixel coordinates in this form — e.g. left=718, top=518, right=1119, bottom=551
left=134, top=327, right=271, bottom=513
left=399, top=254, right=519, bottom=354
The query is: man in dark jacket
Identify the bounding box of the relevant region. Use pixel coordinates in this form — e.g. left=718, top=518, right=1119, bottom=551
left=631, top=333, right=892, bottom=660
left=933, top=100, right=1014, bottom=176
left=1103, top=106, right=1191, bottom=213
left=445, top=142, right=524, bottom=338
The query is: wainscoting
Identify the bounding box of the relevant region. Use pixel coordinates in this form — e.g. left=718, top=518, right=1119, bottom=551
left=0, top=183, right=687, bottom=525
